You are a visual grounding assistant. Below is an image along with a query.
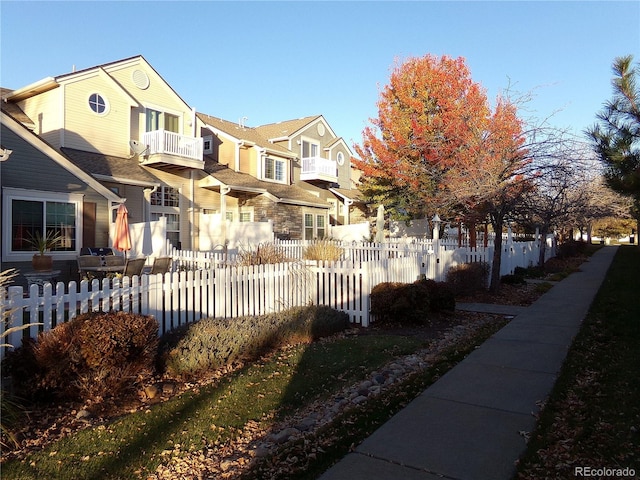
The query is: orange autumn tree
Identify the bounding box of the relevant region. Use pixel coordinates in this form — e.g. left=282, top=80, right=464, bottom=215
left=354, top=55, right=489, bottom=220
left=355, top=55, right=530, bottom=292
left=449, top=96, right=530, bottom=291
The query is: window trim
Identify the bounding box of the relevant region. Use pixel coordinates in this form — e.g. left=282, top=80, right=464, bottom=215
left=303, top=211, right=328, bottom=240
left=150, top=186, right=181, bottom=247
left=144, top=104, right=183, bottom=134
left=2, top=187, right=83, bottom=262
left=88, top=93, right=109, bottom=115
left=203, top=135, right=214, bottom=154
left=301, top=137, right=320, bottom=159
left=262, top=155, right=287, bottom=184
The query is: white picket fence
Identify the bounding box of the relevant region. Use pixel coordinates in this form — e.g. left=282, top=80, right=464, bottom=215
left=1, top=238, right=555, bottom=357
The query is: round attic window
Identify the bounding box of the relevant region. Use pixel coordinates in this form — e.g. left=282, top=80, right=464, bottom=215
left=317, top=123, right=325, bottom=136
left=337, top=152, right=345, bottom=166
left=132, top=69, right=150, bottom=89
left=88, top=93, right=108, bottom=115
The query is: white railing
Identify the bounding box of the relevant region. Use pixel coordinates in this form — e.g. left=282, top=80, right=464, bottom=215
left=142, top=130, right=203, bottom=161
left=1, top=238, right=555, bottom=358
left=300, top=156, right=337, bottom=181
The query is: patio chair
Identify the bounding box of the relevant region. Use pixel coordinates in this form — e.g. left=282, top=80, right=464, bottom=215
left=77, top=255, right=101, bottom=275
left=104, top=255, right=125, bottom=267
left=149, top=256, right=172, bottom=275
left=123, top=257, right=146, bottom=278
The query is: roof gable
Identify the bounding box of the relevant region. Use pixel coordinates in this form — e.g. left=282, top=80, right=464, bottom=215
left=254, top=115, right=323, bottom=140
left=198, top=113, right=295, bottom=158
left=1, top=110, right=122, bottom=203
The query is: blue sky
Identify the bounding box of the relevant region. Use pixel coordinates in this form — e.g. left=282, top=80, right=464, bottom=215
left=2, top=1, right=639, bottom=150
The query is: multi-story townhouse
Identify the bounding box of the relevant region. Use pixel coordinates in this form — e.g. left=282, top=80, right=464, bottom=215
left=255, top=116, right=367, bottom=234
left=0, top=55, right=367, bottom=282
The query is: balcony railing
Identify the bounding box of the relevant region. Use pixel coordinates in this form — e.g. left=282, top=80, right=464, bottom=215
left=142, top=130, right=204, bottom=164
left=300, top=156, right=337, bottom=182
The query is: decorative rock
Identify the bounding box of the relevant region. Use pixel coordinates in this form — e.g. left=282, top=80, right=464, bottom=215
left=254, top=446, right=272, bottom=457
left=270, top=427, right=300, bottom=444
left=76, top=409, right=92, bottom=420
left=162, top=382, right=176, bottom=395
left=351, top=395, right=368, bottom=405
left=144, top=385, right=160, bottom=399
left=296, top=416, right=317, bottom=431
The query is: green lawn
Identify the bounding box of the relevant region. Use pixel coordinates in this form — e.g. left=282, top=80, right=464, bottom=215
left=1, top=334, right=426, bottom=479
left=515, top=246, right=640, bottom=478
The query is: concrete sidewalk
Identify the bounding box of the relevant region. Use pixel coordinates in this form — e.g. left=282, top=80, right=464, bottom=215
left=320, top=246, right=619, bottom=480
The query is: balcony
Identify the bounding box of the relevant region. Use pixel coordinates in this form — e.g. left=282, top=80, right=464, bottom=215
left=139, top=130, right=204, bottom=170
left=300, top=156, right=337, bottom=182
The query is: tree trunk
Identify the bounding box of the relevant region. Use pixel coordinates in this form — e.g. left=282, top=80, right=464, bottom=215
left=538, top=226, right=549, bottom=267
left=469, top=221, right=477, bottom=249
left=489, top=217, right=504, bottom=294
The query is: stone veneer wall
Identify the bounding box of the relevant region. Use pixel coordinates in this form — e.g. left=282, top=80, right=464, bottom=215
left=246, top=195, right=326, bottom=240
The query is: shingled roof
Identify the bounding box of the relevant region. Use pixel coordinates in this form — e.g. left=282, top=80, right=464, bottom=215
left=62, top=148, right=161, bottom=186
left=1, top=88, right=36, bottom=129
left=198, top=113, right=295, bottom=157
left=202, top=157, right=328, bottom=208
left=254, top=115, right=322, bottom=140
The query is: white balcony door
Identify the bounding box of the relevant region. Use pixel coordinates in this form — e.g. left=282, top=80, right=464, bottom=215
left=302, top=140, right=319, bottom=158
left=146, top=108, right=180, bottom=133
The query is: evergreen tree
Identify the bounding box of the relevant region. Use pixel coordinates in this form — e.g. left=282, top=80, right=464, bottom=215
left=588, top=55, right=640, bottom=243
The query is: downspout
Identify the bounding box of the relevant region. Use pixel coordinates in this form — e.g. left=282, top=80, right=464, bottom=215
left=236, top=140, right=244, bottom=172
left=220, top=185, right=231, bottom=245
left=190, top=171, right=196, bottom=250
left=344, top=198, right=353, bottom=225
left=144, top=186, right=158, bottom=222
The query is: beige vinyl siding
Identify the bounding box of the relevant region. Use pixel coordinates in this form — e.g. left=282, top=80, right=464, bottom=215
left=239, top=148, right=253, bottom=175
left=17, top=88, right=62, bottom=148
left=107, top=61, right=196, bottom=138
left=63, top=76, right=130, bottom=157
left=216, top=138, right=236, bottom=167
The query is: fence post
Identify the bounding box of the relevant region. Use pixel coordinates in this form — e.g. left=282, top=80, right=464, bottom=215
left=3, top=286, right=25, bottom=355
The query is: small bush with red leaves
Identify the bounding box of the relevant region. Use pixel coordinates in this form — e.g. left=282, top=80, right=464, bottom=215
left=4, top=311, right=158, bottom=403
left=370, top=279, right=455, bottom=325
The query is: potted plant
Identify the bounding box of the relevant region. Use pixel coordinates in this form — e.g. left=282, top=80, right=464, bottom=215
left=27, top=231, right=62, bottom=271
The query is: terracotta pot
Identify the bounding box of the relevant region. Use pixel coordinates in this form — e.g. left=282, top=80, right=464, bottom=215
left=32, top=254, right=53, bottom=271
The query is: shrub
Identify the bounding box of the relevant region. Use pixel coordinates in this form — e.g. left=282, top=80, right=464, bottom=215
left=500, top=273, right=527, bottom=285
left=420, top=279, right=456, bottom=312
left=370, top=279, right=455, bottom=326
left=235, top=242, right=290, bottom=265
left=160, top=305, right=350, bottom=379
left=556, top=240, right=587, bottom=259
left=4, top=311, right=158, bottom=403
left=514, top=265, right=545, bottom=279
left=446, top=262, right=490, bottom=296
left=303, top=239, right=344, bottom=262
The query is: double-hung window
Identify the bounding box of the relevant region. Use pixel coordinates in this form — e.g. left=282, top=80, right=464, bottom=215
left=304, top=213, right=327, bottom=240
